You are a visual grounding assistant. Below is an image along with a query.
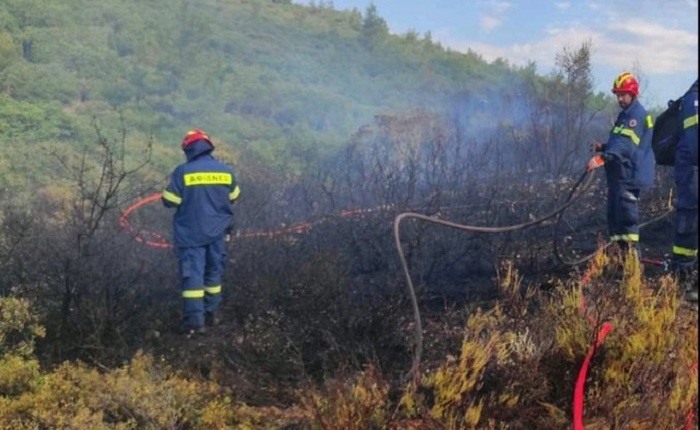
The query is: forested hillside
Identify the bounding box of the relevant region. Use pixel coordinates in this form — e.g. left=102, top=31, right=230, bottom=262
left=0, top=0, right=534, bottom=179
left=0, top=1, right=695, bottom=428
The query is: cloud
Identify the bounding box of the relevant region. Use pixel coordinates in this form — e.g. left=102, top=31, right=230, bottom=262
left=478, top=0, right=513, bottom=32
left=449, top=26, right=602, bottom=71
left=598, top=19, right=698, bottom=74
left=586, top=1, right=602, bottom=11
left=448, top=16, right=697, bottom=77
left=481, top=0, right=513, bottom=14
left=481, top=15, right=502, bottom=31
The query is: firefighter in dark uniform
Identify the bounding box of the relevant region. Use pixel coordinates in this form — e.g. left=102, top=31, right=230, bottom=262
left=162, top=129, right=241, bottom=334
left=588, top=72, right=655, bottom=257
left=670, top=80, right=698, bottom=302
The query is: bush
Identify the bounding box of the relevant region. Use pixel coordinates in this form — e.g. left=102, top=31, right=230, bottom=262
left=393, top=249, right=698, bottom=428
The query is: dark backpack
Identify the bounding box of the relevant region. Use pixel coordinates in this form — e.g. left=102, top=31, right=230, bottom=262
left=651, top=98, right=682, bottom=166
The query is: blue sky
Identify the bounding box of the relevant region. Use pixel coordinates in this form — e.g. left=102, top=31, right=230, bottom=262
left=295, top=0, right=698, bottom=108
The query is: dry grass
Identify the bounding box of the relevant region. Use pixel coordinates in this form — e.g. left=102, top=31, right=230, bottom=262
left=0, top=247, right=696, bottom=428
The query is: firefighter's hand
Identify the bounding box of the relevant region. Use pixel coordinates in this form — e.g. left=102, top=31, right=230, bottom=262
left=587, top=155, right=605, bottom=171
left=590, top=140, right=604, bottom=152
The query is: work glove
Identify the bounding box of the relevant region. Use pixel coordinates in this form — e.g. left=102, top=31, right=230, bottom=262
left=587, top=155, right=605, bottom=171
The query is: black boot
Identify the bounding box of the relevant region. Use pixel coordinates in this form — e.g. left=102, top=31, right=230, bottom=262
left=205, top=311, right=221, bottom=327
left=678, top=268, right=699, bottom=303
left=179, top=324, right=206, bottom=337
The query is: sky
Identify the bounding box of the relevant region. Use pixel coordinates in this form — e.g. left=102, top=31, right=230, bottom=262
left=295, top=0, right=698, bottom=108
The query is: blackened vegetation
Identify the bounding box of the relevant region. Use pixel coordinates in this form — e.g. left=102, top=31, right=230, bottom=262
left=1, top=116, right=675, bottom=407
left=0, top=48, right=678, bottom=412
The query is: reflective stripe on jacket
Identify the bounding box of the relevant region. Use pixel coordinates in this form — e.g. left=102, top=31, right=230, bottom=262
left=603, top=99, right=655, bottom=189
left=163, top=140, right=240, bottom=247
left=676, top=80, right=698, bottom=173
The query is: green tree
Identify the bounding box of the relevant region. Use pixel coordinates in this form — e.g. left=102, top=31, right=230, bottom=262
left=0, top=31, right=16, bottom=72
left=361, top=4, right=388, bottom=48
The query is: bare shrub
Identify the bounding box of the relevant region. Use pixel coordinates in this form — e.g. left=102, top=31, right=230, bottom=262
left=0, top=122, right=167, bottom=365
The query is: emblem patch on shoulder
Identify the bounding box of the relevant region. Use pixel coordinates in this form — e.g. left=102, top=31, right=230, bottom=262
left=628, top=119, right=637, bottom=127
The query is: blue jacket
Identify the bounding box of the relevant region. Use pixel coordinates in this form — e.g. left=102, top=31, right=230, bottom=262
left=676, top=80, right=698, bottom=174
left=602, top=98, right=655, bottom=189
left=162, top=140, right=241, bottom=247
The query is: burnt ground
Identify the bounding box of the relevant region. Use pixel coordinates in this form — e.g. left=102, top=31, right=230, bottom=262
left=132, top=172, right=695, bottom=410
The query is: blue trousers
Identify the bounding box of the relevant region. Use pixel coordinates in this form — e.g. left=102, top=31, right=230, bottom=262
left=607, top=183, right=640, bottom=251
left=672, top=167, right=698, bottom=270
left=177, top=237, right=227, bottom=327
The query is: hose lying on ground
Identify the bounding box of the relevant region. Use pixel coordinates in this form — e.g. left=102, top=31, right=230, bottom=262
left=553, top=173, right=674, bottom=267
left=393, top=167, right=597, bottom=381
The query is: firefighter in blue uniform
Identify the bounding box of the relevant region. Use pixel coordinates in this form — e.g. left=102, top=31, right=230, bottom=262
left=162, top=129, right=241, bottom=334
left=670, top=80, right=698, bottom=302
left=588, top=72, right=655, bottom=257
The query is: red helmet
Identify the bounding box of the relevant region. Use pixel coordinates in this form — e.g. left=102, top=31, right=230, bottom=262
left=611, top=72, right=639, bottom=96
left=182, top=128, right=213, bottom=149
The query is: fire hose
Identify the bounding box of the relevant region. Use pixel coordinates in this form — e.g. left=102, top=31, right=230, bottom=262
left=393, top=167, right=597, bottom=380
left=393, top=168, right=686, bottom=428
left=553, top=171, right=675, bottom=268
left=393, top=167, right=673, bottom=380
left=122, top=167, right=661, bottom=381
left=122, top=168, right=687, bottom=426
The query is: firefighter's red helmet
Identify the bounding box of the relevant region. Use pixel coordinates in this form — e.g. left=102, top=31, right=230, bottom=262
left=611, top=72, right=639, bottom=96
left=182, top=128, right=213, bottom=149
